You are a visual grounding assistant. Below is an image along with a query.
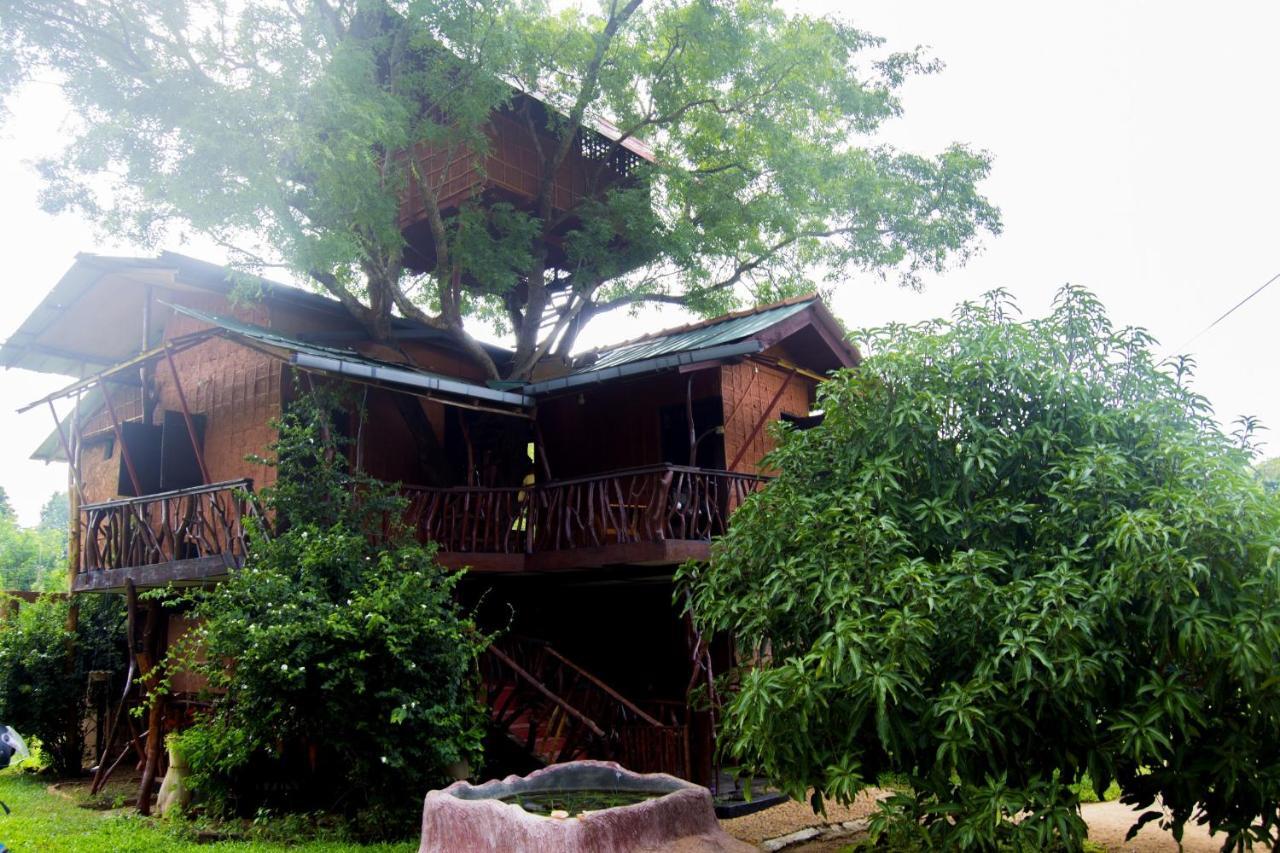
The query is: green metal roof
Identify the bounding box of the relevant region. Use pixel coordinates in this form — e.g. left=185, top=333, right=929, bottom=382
left=572, top=298, right=814, bottom=375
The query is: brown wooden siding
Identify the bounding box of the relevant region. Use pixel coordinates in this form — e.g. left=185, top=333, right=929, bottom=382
left=720, top=361, right=815, bottom=475
left=155, top=292, right=281, bottom=493
left=536, top=369, right=721, bottom=480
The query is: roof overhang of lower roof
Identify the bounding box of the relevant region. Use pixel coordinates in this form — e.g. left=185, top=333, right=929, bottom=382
left=523, top=338, right=765, bottom=396
left=290, top=353, right=532, bottom=409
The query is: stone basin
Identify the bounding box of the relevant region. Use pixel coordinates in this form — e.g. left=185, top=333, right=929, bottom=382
left=418, top=760, right=753, bottom=852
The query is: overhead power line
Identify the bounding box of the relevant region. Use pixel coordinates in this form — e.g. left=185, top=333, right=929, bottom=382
left=1168, top=270, right=1280, bottom=356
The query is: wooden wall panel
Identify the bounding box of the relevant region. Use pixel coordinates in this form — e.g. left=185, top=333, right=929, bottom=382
left=536, top=369, right=721, bottom=479
left=154, top=292, right=282, bottom=492
left=720, top=361, right=815, bottom=474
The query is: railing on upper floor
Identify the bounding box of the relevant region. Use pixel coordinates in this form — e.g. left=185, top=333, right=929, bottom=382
left=401, top=464, right=769, bottom=555
left=75, top=465, right=769, bottom=576
left=78, top=479, right=264, bottom=574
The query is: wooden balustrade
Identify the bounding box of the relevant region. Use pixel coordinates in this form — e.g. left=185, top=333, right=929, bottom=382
left=401, top=484, right=529, bottom=554
left=76, top=466, right=766, bottom=577
left=79, top=479, right=264, bottom=575
left=401, top=465, right=768, bottom=556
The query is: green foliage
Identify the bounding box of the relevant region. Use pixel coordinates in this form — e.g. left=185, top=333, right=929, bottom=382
left=38, top=491, right=70, bottom=531
left=0, top=594, right=127, bottom=776
left=168, top=389, right=485, bottom=835
left=1254, top=455, right=1280, bottom=494
left=0, top=0, right=999, bottom=378
left=680, top=287, right=1280, bottom=850
left=0, top=489, right=70, bottom=592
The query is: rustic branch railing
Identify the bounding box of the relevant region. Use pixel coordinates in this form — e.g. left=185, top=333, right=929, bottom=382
left=79, top=479, right=264, bottom=574
left=401, top=465, right=768, bottom=555
left=78, top=466, right=766, bottom=574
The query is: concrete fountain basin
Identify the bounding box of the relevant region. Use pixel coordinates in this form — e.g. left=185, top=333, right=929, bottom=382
left=418, top=760, right=753, bottom=852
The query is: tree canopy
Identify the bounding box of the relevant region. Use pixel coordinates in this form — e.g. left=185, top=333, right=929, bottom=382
left=0, top=490, right=69, bottom=592
left=0, top=0, right=999, bottom=379
left=680, top=288, right=1280, bottom=849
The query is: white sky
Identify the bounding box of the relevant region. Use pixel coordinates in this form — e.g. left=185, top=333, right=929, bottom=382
left=1, top=1, right=1277, bottom=524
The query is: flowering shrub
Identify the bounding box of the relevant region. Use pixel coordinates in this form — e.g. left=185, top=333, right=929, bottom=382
left=170, top=390, right=486, bottom=833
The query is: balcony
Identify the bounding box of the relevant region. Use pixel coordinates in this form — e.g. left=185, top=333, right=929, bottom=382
left=73, top=466, right=769, bottom=590
left=75, top=479, right=262, bottom=592
left=403, top=464, right=769, bottom=572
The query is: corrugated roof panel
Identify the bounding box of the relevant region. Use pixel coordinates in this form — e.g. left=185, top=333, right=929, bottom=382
left=575, top=299, right=813, bottom=375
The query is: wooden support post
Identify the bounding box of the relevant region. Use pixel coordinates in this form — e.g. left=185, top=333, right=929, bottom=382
left=50, top=399, right=85, bottom=589
left=49, top=401, right=85, bottom=505
left=102, top=382, right=143, bottom=496
left=163, top=346, right=211, bottom=484
left=141, top=286, right=156, bottom=426
left=91, top=580, right=140, bottom=796
left=686, top=378, right=697, bottom=467
left=532, top=415, right=554, bottom=481
left=135, top=596, right=167, bottom=816
left=726, top=368, right=797, bottom=472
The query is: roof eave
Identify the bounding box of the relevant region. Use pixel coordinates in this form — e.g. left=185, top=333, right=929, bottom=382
left=525, top=338, right=765, bottom=396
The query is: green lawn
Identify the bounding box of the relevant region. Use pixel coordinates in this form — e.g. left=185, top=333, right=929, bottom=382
left=0, top=771, right=416, bottom=853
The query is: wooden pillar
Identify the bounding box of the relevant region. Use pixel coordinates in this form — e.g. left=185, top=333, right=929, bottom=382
left=49, top=398, right=84, bottom=590
left=141, top=286, right=156, bottom=426
left=67, top=480, right=80, bottom=593
left=135, top=596, right=168, bottom=816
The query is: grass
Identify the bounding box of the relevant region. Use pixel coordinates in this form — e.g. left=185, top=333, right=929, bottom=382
left=0, top=770, right=415, bottom=853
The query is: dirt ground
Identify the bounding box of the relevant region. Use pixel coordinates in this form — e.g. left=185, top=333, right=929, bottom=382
left=719, top=793, right=1229, bottom=852
left=719, top=790, right=882, bottom=847
left=1079, top=800, right=1223, bottom=852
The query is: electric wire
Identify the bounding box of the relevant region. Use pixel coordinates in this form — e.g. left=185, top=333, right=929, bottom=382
left=1167, top=270, right=1280, bottom=356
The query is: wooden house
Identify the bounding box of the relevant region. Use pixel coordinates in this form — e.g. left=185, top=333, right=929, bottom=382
left=2, top=251, right=856, bottom=795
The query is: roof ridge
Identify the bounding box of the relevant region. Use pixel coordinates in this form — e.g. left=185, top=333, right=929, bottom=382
left=572, top=292, right=819, bottom=360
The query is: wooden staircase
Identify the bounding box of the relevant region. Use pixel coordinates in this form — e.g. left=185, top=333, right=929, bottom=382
left=481, top=637, right=688, bottom=776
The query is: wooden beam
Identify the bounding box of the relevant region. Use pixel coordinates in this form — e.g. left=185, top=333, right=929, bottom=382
left=73, top=554, right=241, bottom=594
left=163, top=346, right=211, bottom=484
left=102, top=383, right=143, bottom=497
left=17, top=332, right=214, bottom=414
left=49, top=401, right=85, bottom=505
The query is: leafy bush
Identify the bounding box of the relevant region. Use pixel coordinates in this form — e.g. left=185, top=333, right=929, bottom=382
left=0, top=594, right=126, bottom=775
left=168, top=389, right=486, bottom=835
left=680, top=287, right=1280, bottom=849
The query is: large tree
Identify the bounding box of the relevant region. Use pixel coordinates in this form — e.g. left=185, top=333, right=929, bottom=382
left=680, top=288, right=1280, bottom=849
left=0, top=0, right=998, bottom=380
